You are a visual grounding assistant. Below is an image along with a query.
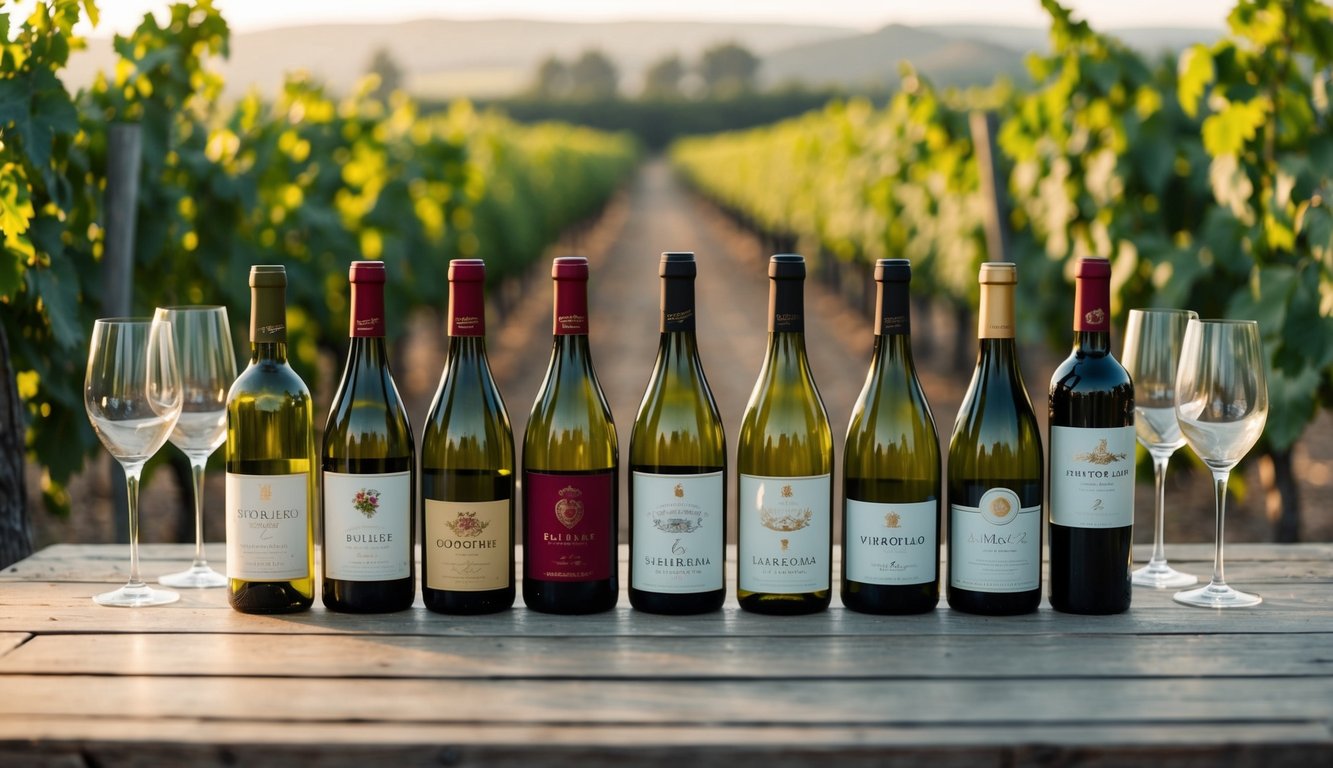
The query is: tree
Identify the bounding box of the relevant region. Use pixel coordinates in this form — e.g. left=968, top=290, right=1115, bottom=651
left=642, top=54, right=685, bottom=99
left=366, top=47, right=403, bottom=100
left=700, top=42, right=760, bottom=97
left=529, top=55, right=569, bottom=99
left=569, top=49, right=618, bottom=100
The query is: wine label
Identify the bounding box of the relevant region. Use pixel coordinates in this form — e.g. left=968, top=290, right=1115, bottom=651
left=524, top=471, right=613, bottom=581
left=425, top=498, right=510, bottom=591
left=739, top=473, right=830, bottom=594
left=949, top=488, right=1040, bottom=593
left=844, top=498, right=937, bottom=585
left=631, top=471, right=724, bottom=594
left=226, top=472, right=310, bottom=581
left=1050, top=425, right=1135, bottom=529
left=322, top=470, right=411, bottom=582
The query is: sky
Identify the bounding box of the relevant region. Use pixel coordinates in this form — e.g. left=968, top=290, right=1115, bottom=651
left=82, top=0, right=1233, bottom=34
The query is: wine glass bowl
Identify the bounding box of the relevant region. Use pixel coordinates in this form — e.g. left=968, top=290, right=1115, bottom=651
left=1172, top=319, right=1268, bottom=608
left=1121, top=308, right=1197, bottom=589
left=84, top=318, right=184, bottom=607
left=155, top=306, right=236, bottom=589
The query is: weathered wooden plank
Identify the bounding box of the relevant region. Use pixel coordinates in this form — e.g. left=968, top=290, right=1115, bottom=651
left=3, top=632, right=1332, bottom=680
left=1, top=579, right=1330, bottom=637
left=0, top=720, right=1328, bottom=768
left=0, top=675, right=1329, bottom=725
left=0, top=634, right=26, bottom=659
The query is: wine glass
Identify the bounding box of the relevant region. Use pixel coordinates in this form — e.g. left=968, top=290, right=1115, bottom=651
left=1172, top=319, right=1268, bottom=608
left=84, top=318, right=184, bottom=607
left=1122, top=309, right=1198, bottom=589
left=156, top=306, right=236, bottom=588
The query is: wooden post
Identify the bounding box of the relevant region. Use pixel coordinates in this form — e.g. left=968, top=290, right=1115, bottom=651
left=0, top=323, right=34, bottom=569
left=969, top=111, right=1010, bottom=264
left=102, top=123, right=142, bottom=544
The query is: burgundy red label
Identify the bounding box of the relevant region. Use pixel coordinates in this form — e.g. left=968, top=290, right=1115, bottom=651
left=524, top=471, right=613, bottom=581
left=553, top=282, right=589, bottom=335
left=449, top=281, right=486, bottom=337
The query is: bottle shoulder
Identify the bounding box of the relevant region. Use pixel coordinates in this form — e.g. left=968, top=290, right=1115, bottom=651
left=229, top=359, right=312, bottom=405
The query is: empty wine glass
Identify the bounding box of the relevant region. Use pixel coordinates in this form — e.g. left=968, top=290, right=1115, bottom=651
left=1122, top=309, right=1198, bottom=589
left=1173, top=319, right=1268, bottom=608
left=156, top=306, right=236, bottom=589
left=84, top=318, right=184, bottom=607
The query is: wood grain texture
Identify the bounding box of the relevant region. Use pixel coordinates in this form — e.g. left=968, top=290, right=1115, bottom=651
left=1, top=543, right=1330, bottom=765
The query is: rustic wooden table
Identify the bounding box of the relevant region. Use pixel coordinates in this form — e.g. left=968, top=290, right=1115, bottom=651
left=0, top=542, right=1329, bottom=766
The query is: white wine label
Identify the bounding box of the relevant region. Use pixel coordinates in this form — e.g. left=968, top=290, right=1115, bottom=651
left=950, top=488, right=1040, bottom=593
left=1050, top=425, right=1135, bottom=529
left=739, top=474, right=831, bottom=594
left=226, top=472, right=311, bottom=581
left=322, top=471, right=411, bottom=582
left=425, top=498, right=510, bottom=591
left=631, top=471, right=724, bottom=594
left=844, top=499, right=937, bottom=585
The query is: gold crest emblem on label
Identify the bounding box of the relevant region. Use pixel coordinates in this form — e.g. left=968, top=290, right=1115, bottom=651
left=1084, top=308, right=1106, bottom=325
left=781, top=485, right=793, bottom=498
left=780, top=538, right=789, bottom=551
left=674, top=483, right=684, bottom=498
left=1074, top=438, right=1128, bottom=465
left=884, top=511, right=901, bottom=528
left=554, top=485, right=585, bottom=530
left=990, top=497, right=1012, bottom=518
left=259, top=484, right=272, bottom=502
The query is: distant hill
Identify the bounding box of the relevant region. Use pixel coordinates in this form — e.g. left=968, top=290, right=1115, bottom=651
left=62, top=18, right=1225, bottom=99
left=63, top=19, right=851, bottom=99
left=762, top=24, right=1028, bottom=90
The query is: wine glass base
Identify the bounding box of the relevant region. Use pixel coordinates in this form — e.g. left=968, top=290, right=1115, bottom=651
left=93, top=583, right=180, bottom=608
left=1132, top=563, right=1198, bottom=589
left=159, top=564, right=228, bottom=589
left=1173, top=582, right=1261, bottom=609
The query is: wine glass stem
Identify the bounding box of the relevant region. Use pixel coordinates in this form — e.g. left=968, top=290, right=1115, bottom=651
left=124, top=465, right=146, bottom=589
left=190, top=459, right=208, bottom=568
left=1148, top=453, right=1170, bottom=567
left=1210, top=469, right=1230, bottom=589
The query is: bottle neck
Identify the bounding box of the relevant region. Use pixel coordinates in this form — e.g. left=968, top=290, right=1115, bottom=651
left=449, top=277, right=486, bottom=337
left=250, top=284, right=288, bottom=362
left=872, top=278, right=913, bottom=370
left=661, top=275, right=695, bottom=334
left=978, top=282, right=1016, bottom=341
left=769, top=277, right=804, bottom=334
left=349, top=280, right=385, bottom=338
left=447, top=335, right=489, bottom=361
left=1073, top=275, right=1112, bottom=354
left=553, top=277, right=589, bottom=336
left=346, top=334, right=390, bottom=369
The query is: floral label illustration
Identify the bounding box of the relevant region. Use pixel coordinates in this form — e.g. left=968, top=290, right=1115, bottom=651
left=445, top=510, right=490, bottom=538
left=352, top=488, right=380, bottom=519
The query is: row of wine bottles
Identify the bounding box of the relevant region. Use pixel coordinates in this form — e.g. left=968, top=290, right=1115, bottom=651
left=224, top=252, right=1134, bottom=618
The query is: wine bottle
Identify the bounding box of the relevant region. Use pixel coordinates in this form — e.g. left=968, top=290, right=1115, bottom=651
left=947, top=262, right=1042, bottom=616
left=522, top=256, right=618, bottom=614
left=629, top=252, right=726, bottom=615
left=1048, top=257, right=1134, bottom=615
left=842, top=259, right=940, bottom=614
left=737, top=253, right=833, bottom=615
left=320, top=261, right=415, bottom=613
left=224, top=265, right=315, bottom=614
left=421, top=258, right=516, bottom=615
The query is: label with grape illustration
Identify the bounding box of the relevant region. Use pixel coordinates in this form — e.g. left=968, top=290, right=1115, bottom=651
left=739, top=474, right=830, bottom=594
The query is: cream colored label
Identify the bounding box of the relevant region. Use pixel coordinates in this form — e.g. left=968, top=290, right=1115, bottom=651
left=226, top=472, right=310, bottom=581
left=425, top=498, right=510, bottom=591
